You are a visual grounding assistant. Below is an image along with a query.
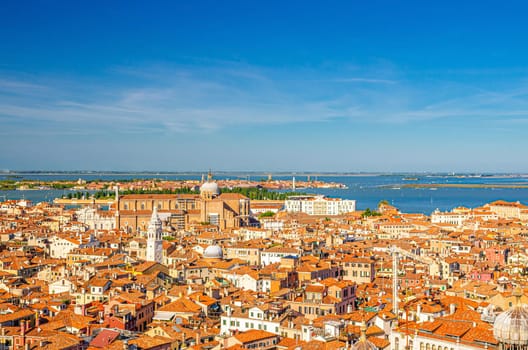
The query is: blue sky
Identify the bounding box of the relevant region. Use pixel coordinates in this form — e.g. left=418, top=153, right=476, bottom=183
left=1, top=1, right=528, bottom=172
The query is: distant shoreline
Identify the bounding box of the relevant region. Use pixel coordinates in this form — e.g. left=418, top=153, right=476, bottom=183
left=2, top=171, right=528, bottom=178
left=401, top=184, right=528, bottom=189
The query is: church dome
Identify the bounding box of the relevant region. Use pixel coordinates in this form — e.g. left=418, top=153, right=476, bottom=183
left=203, top=245, right=223, bottom=259
left=200, top=181, right=220, bottom=196
left=351, top=340, right=377, bottom=350
left=494, top=287, right=528, bottom=345
left=351, top=321, right=376, bottom=350
left=200, top=172, right=220, bottom=197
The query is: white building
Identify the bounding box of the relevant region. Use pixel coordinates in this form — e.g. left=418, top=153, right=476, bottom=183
left=49, top=234, right=98, bottom=259
left=431, top=207, right=498, bottom=227
left=49, top=278, right=77, bottom=295
left=234, top=227, right=272, bottom=240
left=261, top=247, right=300, bottom=266
left=220, top=305, right=282, bottom=336
left=76, top=206, right=116, bottom=231
left=431, top=209, right=469, bottom=226
left=146, top=207, right=163, bottom=263
left=285, top=195, right=356, bottom=216
left=261, top=219, right=284, bottom=231
left=222, top=270, right=262, bottom=292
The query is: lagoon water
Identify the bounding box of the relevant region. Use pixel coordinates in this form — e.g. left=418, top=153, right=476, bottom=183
left=2, top=173, right=528, bottom=215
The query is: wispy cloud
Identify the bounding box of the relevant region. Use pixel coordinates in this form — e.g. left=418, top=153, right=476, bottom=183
left=325, top=77, right=397, bottom=84
left=1, top=62, right=528, bottom=137
left=0, top=78, right=49, bottom=94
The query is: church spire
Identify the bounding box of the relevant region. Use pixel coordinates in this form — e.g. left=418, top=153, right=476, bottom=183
left=146, top=206, right=163, bottom=263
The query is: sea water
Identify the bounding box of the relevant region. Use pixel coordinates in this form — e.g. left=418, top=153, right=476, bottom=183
left=1, top=173, right=528, bottom=215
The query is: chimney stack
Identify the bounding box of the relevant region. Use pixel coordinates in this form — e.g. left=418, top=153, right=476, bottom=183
left=21, top=320, right=26, bottom=349
left=347, top=304, right=353, bottom=313
left=36, top=311, right=40, bottom=332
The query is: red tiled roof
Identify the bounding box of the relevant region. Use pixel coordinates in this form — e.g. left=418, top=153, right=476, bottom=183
left=90, top=329, right=120, bottom=348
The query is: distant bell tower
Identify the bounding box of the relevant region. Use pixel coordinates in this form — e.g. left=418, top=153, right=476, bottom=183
left=146, top=207, right=163, bottom=263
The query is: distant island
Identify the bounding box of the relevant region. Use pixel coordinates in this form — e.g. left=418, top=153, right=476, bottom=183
left=0, top=177, right=347, bottom=192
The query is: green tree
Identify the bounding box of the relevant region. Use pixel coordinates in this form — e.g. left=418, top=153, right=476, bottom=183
left=258, top=211, right=275, bottom=218
left=362, top=208, right=382, bottom=218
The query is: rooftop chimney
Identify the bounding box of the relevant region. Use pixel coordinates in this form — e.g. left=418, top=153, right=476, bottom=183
left=20, top=320, right=26, bottom=349
left=36, top=311, right=40, bottom=332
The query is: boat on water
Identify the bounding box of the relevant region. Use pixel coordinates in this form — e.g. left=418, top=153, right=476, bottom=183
left=403, top=177, right=418, bottom=181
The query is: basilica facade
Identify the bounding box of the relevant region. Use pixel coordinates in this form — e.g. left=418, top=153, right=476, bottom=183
left=115, top=177, right=250, bottom=232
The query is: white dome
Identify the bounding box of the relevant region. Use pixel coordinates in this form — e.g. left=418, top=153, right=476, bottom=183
left=494, top=305, right=528, bottom=345
left=200, top=181, right=220, bottom=195
left=203, top=245, right=223, bottom=259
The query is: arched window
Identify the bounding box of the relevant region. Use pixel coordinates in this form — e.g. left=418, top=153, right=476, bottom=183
left=395, top=337, right=399, bottom=350
left=420, top=342, right=424, bottom=350
left=426, top=344, right=430, bottom=350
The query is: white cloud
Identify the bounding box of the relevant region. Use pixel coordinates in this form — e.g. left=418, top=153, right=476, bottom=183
left=1, top=62, right=528, bottom=137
